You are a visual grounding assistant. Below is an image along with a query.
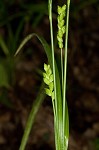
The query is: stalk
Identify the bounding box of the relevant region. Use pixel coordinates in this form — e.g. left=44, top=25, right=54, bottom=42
left=63, top=0, right=70, bottom=148
left=48, top=0, right=58, bottom=149
left=48, top=0, right=57, bottom=111
left=61, top=48, right=63, bottom=95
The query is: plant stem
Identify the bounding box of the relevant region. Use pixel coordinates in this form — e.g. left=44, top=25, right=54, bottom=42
left=61, top=48, right=63, bottom=97
left=48, top=0, right=57, bottom=121
left=49, top=0, right=58, bottom=149
left=63, top=0, right=70, bottom=148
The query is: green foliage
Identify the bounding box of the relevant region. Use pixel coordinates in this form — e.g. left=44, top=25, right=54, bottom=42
left=0, top=17, right=23, bottom=106
left=49, top=0, right=70, bottom=150
left=14, top=0, right=70, bottom=150
left=0, top=57, right=15, bottom=106
left=0, top=0, right=98, bottom=149
left=14, top=32, right=61, bottom=150
left=0, top=0, right=49, bottom=107
left=0, top=32, right=16, bottom=105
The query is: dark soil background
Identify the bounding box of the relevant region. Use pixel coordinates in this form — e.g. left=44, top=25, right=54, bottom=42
left=0, top=0, right=99, bottom=150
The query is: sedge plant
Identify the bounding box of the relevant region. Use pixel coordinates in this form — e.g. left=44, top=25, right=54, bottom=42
left=15, top=0, right=70, bottom=150
left=43, top=0, right=70, bottom=150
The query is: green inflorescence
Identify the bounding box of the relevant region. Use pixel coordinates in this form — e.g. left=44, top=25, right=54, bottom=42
left=43, top=63, right=54, bottom=100
left=57, top=5, right=66, bottom=49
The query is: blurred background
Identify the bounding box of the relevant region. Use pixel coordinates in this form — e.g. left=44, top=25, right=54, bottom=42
left=0, top=0, right=99, bottom=150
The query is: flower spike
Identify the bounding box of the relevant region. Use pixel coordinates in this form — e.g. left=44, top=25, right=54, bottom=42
left=57, top=5, right=66, bottom=49
left=43, top=64, right=54, bottom=100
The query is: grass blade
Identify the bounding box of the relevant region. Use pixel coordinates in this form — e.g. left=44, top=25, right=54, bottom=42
left=0, top=35, right=9, bottom=56
left=15, top=32, right=62, bottom=150
left=19, top=82, right=45, bottom=150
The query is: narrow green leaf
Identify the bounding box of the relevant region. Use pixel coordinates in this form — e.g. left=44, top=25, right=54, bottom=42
left=0, top=35, right=9, bottom=56
left=15, top=32, right=62, bottom=150
left=19, top=82, right=46, bottom=150
left=14, top=34, right=62, bottom=109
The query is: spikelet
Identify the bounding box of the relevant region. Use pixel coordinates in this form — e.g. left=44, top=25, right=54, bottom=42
left=43, top=64, right=54, bottom=100
left=57, top=5, right=66, bottom=49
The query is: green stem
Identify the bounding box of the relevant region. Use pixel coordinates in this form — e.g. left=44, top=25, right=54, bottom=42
left=63, top=0, right=70, bottom=148
left=52, top=99, right=57, bottom=150
left=48, top=0, right=57, bottom=124
left=49, top=0, right=58, bottom=149
left=61, top=48, right=63, bottom=97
